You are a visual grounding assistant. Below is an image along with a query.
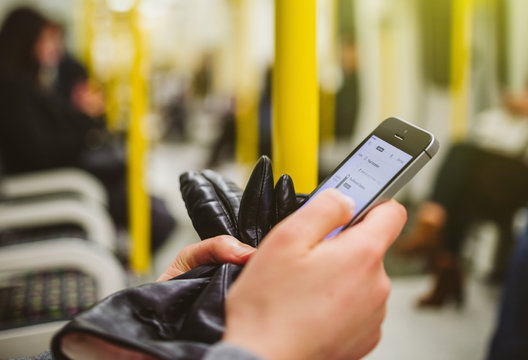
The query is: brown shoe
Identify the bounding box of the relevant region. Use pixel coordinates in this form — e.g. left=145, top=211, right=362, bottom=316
left=397, top=202, right=447, bottom=258
left=417, top=252, right=464, bottom=309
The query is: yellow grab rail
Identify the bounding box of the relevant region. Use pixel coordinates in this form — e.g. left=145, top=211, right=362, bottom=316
left=450, top=0, right=474, bottom=141
left=128, top=6, right=151, bottom=274
left=273, top=0, right=319, bottom=193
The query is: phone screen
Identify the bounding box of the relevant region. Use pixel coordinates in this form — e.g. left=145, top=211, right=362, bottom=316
left=308, top=135, right=413, bottom=237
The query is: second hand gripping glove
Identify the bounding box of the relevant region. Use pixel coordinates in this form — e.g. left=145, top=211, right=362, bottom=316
left=50, top=157, right=307, bottom=360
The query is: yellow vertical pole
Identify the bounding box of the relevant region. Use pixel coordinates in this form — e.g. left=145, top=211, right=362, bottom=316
left=450, top=0, right=474, bottom=141
left=319, top=91, right=336, bottom=142
left=506, top=0, right=528, bottom=92
left=273, top=0, right=319, bottom=193
left=231, top=0, right=258, bottom=165
left=128, top=5, right=151, bottom=274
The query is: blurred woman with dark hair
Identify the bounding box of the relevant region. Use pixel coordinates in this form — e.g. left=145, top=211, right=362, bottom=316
left=0, top=7, right=90, bottom=172
left=0, top=7, right=46, bottom=82
left=0, top=7, right=175, bottom=252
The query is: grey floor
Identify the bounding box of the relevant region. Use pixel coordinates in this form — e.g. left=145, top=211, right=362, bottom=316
left=366, top=276, right=500, bottom=360
left=148, top=139, right=502, bottom=360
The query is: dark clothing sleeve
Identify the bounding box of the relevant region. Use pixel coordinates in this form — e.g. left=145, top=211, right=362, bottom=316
left=203, top=342, right=265, bottom=360
left=17, top=343, right=263, bottom=360
left=487, top=223, right=528, bottom=360
left=10, top=350, right=53, bottom=360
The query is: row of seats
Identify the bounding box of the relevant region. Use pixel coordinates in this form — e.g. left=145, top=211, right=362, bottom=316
left=0, top=167, right=128, bottom=358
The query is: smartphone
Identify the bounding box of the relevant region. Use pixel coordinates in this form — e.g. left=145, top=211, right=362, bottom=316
left=306, top=117, right=439, bottom=238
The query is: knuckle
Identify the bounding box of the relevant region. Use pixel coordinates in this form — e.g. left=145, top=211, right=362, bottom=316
left=350, top=241, right=384, bottom=270
left=364, top=241, right=386, bottom=263
left=178, top=242, right=198, bottom=259
left=209, top=235, right=234, bottom=251
left=194, top=237, right=224, bottom=263
left=209, top=235, right=228, bottom=246
left=363, top=328, right=383, bottom=356
left=371, top=328, right=382, bottom=348
left=380, top=304, right=388, bottom=321
left=273, top=220, right=302, bottom=241
left=200, top=237, right=219, bottom=252
left=379, top=275, right=392, bottom=300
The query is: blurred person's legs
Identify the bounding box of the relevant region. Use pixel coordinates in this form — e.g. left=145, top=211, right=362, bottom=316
left=401, top=143, right=528, bottom=307
left=399, top=144, right=482, bottom=259
left=206, top=108, right=236, bottom=168
left=106, top=181, right=176, bottom=253
left=487, top=221, right=528, bottom=359
left=397, top=201, right=446, bottom=258
left=436, top=144, right=528, bottom=257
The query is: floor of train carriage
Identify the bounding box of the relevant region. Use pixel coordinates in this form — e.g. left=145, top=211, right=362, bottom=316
left=148, top=121, right=502, bottom=360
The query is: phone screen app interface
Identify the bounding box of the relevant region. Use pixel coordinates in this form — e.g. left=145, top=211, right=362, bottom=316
left=309, top=135, right=413, bottom=237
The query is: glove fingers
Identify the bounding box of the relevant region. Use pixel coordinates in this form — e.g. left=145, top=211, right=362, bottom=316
left=296, top=194, right=309, bottom=207
left=180, top=170, right=242, bottom=240
left=274, top=174, right=299, bottom=224
left=238, top=156, right=275, bottom=247
left=201, top=169, right=243, bottom=225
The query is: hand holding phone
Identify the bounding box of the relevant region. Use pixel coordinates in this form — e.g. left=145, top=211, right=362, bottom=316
left=305, top=117, right=439, bottom=237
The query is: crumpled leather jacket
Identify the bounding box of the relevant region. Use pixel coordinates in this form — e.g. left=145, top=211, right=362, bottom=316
left=51, top=156, right=306, bottom=360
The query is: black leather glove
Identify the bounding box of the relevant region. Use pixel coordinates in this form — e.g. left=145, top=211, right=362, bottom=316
left=51, top=264, right=241, bottom=360
left=180, top=156, right=307, bottom=247
left=50, top=157, right=308, bottom=360
left=179, top=169, right=243, bottom=240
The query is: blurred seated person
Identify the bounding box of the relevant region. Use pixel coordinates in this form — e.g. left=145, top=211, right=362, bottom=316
left=0, top=7, right=175, bottom=251
left=399, top=89, right=528, bottom=307
left=206, top=98, right=236, bottom=168
left=335, top=35, right=359, bottom=141
left=191, top=53, right=214, bottom=101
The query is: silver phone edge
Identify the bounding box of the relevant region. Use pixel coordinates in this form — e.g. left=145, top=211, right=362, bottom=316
left=348, top=133, right=439, bottom=226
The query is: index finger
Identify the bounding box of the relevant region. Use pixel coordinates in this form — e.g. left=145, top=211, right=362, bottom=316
left=261, top=189, right=355, bottom=254
left=335, top=200, right=407, bottom=252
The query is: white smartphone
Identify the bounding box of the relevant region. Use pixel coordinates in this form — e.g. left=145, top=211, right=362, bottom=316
left=306, top=117, right=439, bottom=238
